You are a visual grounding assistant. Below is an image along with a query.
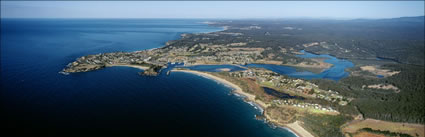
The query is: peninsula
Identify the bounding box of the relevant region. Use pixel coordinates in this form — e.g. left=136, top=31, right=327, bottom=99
left=62, top=18, right=425, bottom=137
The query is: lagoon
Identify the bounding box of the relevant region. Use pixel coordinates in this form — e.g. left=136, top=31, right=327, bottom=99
left=182, top=50, right=355, bottom=81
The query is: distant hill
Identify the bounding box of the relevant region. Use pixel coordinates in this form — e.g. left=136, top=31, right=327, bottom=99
left=381, top=16, right=425, bottom=23
left=351, top=16, right=425, bottom=23
left=206, top=16, right=424, bottom=65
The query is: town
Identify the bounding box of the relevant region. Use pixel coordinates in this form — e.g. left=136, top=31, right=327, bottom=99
left=226, top=68, right=350, bottom=106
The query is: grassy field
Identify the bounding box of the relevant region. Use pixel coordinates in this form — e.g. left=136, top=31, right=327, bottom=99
left=352, top=131, right=387, bottom=137
left=342, top=118, right=425, bottom=137
left=260, top=81, right=274, bottom=87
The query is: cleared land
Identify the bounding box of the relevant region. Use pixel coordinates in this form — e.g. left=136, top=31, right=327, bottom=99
left=342, top=118, right=425, bottom=137
left=352, top=132, right=387, bottom=137
left=366, top=84, right=400, bottom=93
left=360, top=65, right=400, bottom=77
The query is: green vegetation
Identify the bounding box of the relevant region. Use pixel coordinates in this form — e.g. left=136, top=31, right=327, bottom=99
left=355, top=64, right=425, bottom=124
left=63, top=16, right=425, bottom=136
left=187, top=17, right=424, bottom=65
left=200, top=17, right=424, bottom=125
left=311, top=63, right=425, bottom=124
left=359, top=128, right=413, bottom=137
left=300, top=113, right=353, bottom=137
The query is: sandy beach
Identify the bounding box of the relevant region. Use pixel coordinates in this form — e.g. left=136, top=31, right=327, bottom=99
left=171, top=69, right=314, bottom=137
left=285, top=121, right=315, bottom=137
left=172, top=69, right=268, bottom=108
left=106, top=64, right=149, bottom=70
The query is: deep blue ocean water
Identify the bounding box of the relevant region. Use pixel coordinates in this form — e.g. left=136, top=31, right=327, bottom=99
left=1, top=19, right=297, bottom=137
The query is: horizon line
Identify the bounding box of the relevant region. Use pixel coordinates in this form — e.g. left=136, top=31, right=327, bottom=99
left=2, top=16, right=424, bottom=20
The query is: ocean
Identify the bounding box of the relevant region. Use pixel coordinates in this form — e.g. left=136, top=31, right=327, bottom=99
left=1, top=19, right=297, bottom=137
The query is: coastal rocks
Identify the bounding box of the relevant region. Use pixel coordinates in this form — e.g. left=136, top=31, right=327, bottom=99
left=62, top=63, right=105, bottom=73
left=255, top=114, right=266, bottom=120
left=139, top=70, right=159, bottom=76
left=139, top=65, right=164, bottom=76
left=72, top=62, right=79, bottom=66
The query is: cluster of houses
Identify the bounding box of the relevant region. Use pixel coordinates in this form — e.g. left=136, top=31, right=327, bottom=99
left=228, top=69, right=318, bottom=95
left=63, top=49, right=170, bottom=73
left=316, top=90, right=349, bottom=106
left=73, top=51, right=163, bottom=66
left=69, top=41, right=266, bottom=70
left=227, top=69, right=350, bottom=106
left=272, top=99, right=338, bottom=113
left=163, top=44, right=263, bottom=65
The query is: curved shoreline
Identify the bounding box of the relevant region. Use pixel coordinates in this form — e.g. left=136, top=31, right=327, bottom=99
left=171, top=69, right=269, bottom=108
left=62, top=21, right=315, bottom=136
left=171, top=69, right=314, bottom=137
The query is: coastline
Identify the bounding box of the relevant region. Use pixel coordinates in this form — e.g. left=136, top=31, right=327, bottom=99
left=62, top=21, right=315, bottom=136
left=171, top=69, right=269, bottom=109
left=285, top=121, right=315, bottom=137
left=171, top=69, right=314, bottom=137
left=131, top=21, right=227, bottom=53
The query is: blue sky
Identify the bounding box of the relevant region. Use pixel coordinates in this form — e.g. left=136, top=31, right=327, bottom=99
left=1, top=1, right=424, bottom=19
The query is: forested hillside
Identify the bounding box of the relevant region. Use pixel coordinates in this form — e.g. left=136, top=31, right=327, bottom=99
left=203, top=17, right=425, bottom=124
